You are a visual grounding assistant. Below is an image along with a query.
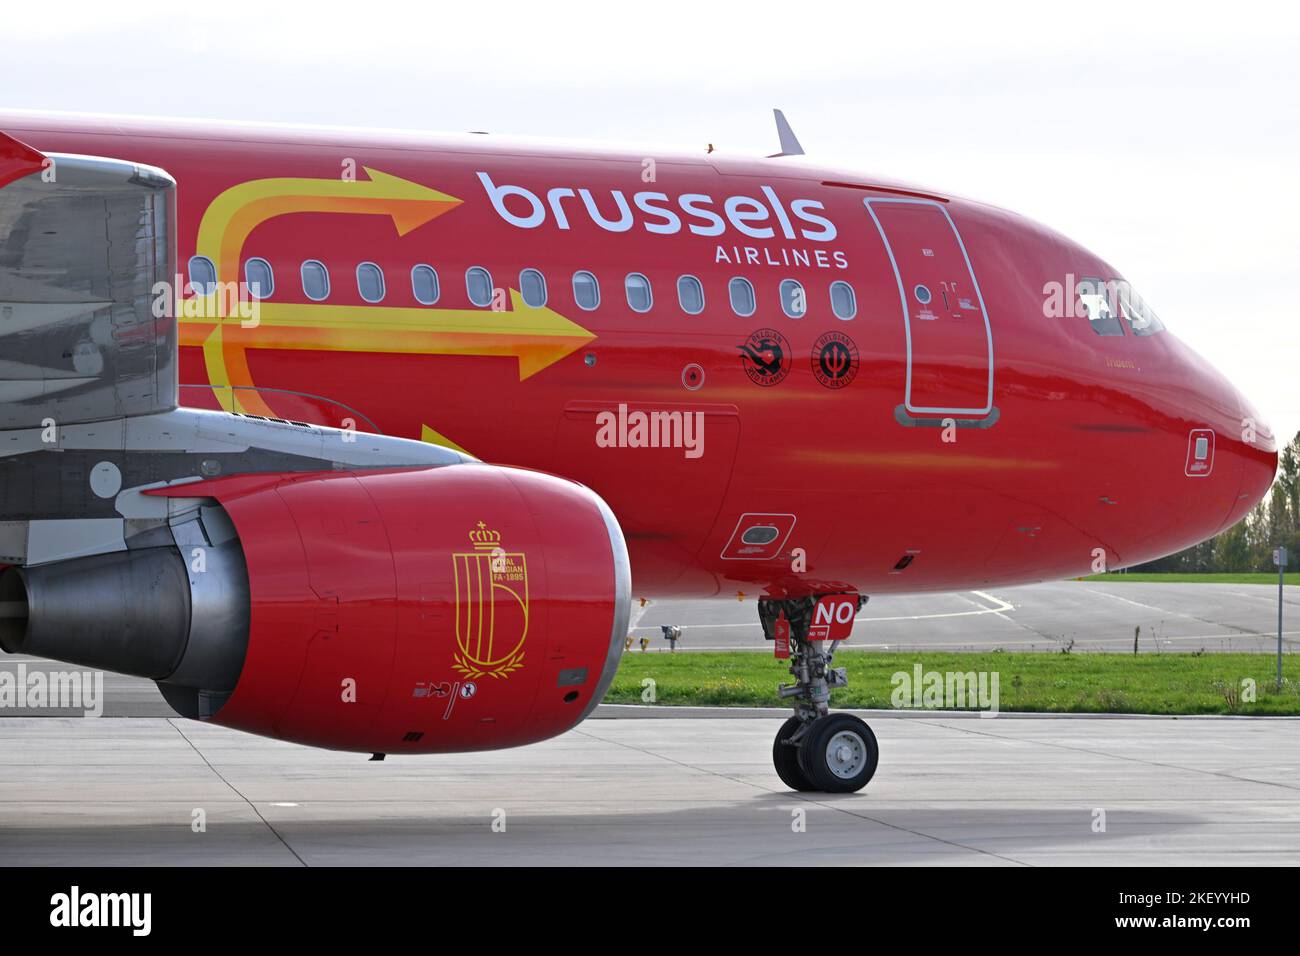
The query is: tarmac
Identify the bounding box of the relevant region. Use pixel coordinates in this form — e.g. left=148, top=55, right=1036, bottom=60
left=0, top=578, right=1295, bottom=866
left=0, top=710, right=1296, bottom=866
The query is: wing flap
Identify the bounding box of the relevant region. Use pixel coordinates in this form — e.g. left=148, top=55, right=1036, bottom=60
left=0, top=135, right=177, bottom=429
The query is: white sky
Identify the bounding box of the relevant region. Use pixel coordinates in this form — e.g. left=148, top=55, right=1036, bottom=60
left=5, top=0, right=1297, bottom=446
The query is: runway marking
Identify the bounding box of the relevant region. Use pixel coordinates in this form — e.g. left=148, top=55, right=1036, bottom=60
left=632, top=590, right=1017, bottom=632
left=1081, top=585, right=1277, bottom=638
left=624, top=628, right=1300, bottom=653
left=1078, top=585, right=1184, bottom=615
left=627, top=601, right=653, bottom=632
left=958, top=590, right=1020, bottom=627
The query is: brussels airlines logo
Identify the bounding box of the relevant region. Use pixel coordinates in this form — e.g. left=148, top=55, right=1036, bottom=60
left=477, top=172, right=838, bottom=243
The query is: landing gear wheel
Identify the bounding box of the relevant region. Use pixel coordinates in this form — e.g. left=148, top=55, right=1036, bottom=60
left=796, top=714, right=878, bottom=793
left=772, top=716, right=816, bottom=791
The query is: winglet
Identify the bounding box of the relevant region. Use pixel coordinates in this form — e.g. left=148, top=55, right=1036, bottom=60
left=769, top=109, right=805, bottom=158
left=0, top=131, right=46, bottom=190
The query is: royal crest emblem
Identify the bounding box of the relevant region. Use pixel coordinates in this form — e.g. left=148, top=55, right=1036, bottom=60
left=452, top=522, right=529, bottom=680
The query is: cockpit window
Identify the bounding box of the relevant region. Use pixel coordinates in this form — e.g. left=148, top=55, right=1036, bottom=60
left=1117, top=284, right=1165, bottom=336
left=1078, top=276, right=1125, bottom=336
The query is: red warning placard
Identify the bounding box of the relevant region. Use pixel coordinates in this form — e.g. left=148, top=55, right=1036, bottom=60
left=806, top=594, right=858, bottom=641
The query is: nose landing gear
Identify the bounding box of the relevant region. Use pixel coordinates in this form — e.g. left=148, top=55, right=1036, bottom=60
left=761, top=594, right=879, bottom=793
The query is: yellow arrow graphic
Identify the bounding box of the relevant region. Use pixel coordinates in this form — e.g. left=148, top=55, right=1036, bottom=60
left=197, top=167, right=462, bottom=287
left=180, top=168, right=595, bottom=419
left=180, top=290, right=595, bottom=378
left=420, top=423, right=472, bottom=456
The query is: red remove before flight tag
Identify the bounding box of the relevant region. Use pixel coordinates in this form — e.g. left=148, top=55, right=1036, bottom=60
left=773, top=612, right=790, bottom=659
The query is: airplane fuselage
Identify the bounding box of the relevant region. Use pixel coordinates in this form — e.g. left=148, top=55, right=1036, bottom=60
left=1, top=112, right=1277, bottom=599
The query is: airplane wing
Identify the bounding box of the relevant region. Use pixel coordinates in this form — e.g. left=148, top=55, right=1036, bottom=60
left=0, top=130, right=176, bottom=429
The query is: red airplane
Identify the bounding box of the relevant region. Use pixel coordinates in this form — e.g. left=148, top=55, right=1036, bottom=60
left=0, top=110, right=1277, bottom=792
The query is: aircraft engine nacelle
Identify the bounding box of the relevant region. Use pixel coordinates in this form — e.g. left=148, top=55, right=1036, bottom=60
left=3, top=464, right=631, bottom=754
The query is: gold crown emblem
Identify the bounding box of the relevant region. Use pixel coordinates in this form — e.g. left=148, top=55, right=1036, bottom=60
left=469, top=522, right=502, bottom=550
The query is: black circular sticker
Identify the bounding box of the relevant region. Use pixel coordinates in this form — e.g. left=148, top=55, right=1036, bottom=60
left=811, top=331, right=860, bottom=389
left=738, top=329, right=791, bottom=386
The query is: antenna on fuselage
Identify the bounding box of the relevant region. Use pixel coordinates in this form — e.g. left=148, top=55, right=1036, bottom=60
left=768, top=109, right=805, bottom=157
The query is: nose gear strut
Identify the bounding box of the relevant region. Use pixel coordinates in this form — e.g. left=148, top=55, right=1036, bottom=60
left=760, top=593, right=879, bottom=793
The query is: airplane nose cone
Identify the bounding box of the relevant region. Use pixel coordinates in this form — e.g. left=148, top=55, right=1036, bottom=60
left=1221, top=387, right=1278, bottom=532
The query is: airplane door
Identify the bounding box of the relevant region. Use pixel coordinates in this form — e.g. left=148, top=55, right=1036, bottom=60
left=864, top=198, right=996, bottom=424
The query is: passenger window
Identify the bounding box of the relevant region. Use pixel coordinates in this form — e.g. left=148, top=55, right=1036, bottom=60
left=625, top=273, right=653, bottom=313
left=1118, top=283, right=1165, bottom=337
left=677, top=275, right=704, bottom=315
left=1078, top=277, right=1125, bottom=336
left=357, top=263, right=385, bottom=303
left=301, top=260, right=330, bottom=301
left=187, top=256, right=217, bottom=295
left=411, top=264, right=439, bottom=305
left=728, top=277, right=756, bottom=317
left=573, top=270, right=600, bottom=310
left=466, top=267, right=494, bottom=307
left=780, top=279, right=806, bottom=318
left=244, top=258, right=274, bottom=299
left=829, top=281, right=857, bottom=320
left=520, top=268, right=547, bottom=308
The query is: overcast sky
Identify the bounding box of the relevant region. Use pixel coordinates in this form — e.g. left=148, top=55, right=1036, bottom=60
left=6, top=0, right=1297, bottom=447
